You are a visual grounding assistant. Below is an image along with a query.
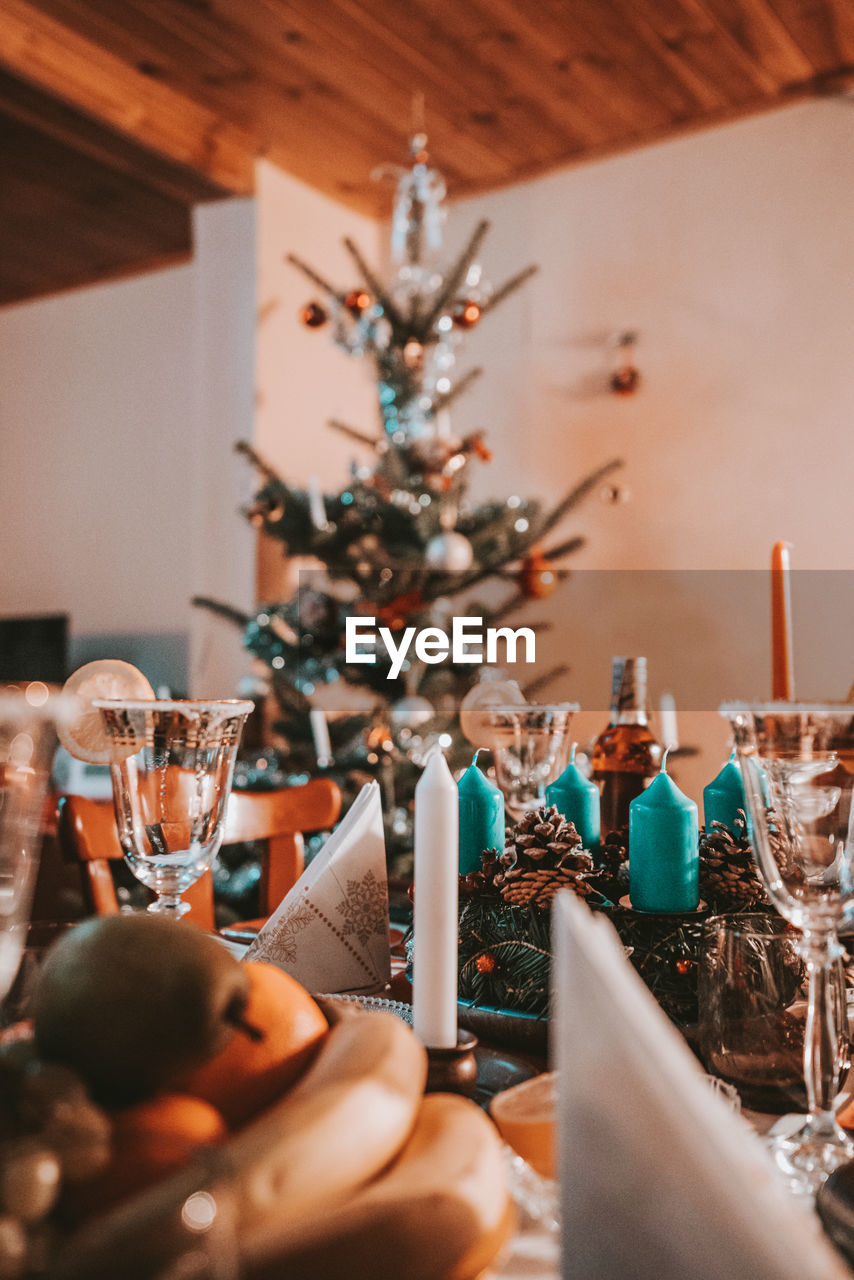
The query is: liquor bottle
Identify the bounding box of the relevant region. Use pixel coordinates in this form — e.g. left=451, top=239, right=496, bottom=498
left=591, top=657, right=662, bottom=836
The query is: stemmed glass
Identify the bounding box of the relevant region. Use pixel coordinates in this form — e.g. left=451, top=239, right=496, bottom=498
left=0, top=684, right=72, bottom=1003
left=95, top=699, right=253, bottom=918
left=721, top=701, right=854, bottom=1193
left=488, top=702, right=578, bottom=820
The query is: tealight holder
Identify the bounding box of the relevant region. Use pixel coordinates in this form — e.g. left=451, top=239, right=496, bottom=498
left=425, top=1030, right=479, bottom=1097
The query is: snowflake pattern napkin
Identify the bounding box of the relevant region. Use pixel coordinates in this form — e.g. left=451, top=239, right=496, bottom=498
left=245, top=780, right=391, bottom=995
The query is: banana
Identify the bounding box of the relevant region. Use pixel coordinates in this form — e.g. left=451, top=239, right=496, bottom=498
left=54, top=1007, right=428, bottom=1280
left=244, top=1092, right=514, bottom=1280
left=227, top=1003, right=427, bottom=1229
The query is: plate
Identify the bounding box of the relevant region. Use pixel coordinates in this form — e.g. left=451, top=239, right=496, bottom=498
left=457, top=999, right=549, bottom=1055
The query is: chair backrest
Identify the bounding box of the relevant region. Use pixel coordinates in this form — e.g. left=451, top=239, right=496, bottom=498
left=56, top=794, right=216, bottom=930
left=56, top=777, right=342, bottom=927
left=222, top=778, right=342, bottom=916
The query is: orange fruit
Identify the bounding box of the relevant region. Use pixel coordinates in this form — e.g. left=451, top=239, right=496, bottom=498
left=183, top=962, right=328, bottom=1127
left=459, top=680, right=526, bottom=748
left=60, top=1093, right=226, bottom=1225
left=57, top=659, right=154, bottom=764
left=489, top=1071, right=556, bottom=1179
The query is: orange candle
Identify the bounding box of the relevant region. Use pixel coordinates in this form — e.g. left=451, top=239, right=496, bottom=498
left=771, top=541, right=794, bottom=700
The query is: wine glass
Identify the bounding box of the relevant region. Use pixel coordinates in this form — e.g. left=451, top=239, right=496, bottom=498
left=0, top=684, right=72, bottom=1003
left=720, top=701, right=854, bottom=1194
left=94, top=699, right=253, bottom=918
left=488, top=702, right=578, bottom=820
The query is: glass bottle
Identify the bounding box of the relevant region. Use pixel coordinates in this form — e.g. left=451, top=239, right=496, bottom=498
left=591, top=657, right=662, bottom=836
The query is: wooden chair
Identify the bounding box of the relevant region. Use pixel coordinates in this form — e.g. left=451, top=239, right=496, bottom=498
left=56, top=778, right=342, bottom=930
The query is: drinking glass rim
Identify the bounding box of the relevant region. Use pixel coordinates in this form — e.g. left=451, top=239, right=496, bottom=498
left=93, top=698, right=254, bottom=715
left=720, top=700, right=854, bottom=717
left=488, top=701, right=580, bottom=716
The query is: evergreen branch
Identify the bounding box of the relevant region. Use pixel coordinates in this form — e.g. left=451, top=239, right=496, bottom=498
left=191, top=597, right=251, bottom=629
left=523, top=665, right=570, bottom=698
left=327, top=419, right=381, bottom=448
left=235, top=439, right=283, bottom=485
left=479, top=264, right=538, bottom=316
left=342, top=237, right=407, bottom=332
left=285, top=252, right=343, bottom=301
left=433, top=366, right=482, bottom=413
left=417, top=219, right=491, bottom=337
left=491, top=591, right=529, bottom=621
left=545, top=536, right=584, bottom=560
left=539, top=458, right=623, bottom=538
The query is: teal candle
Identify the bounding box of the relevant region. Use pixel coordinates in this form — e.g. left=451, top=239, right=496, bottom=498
left=629, top=757, right=699, bottom=913
left=458, top=750, right=505, bottom=875
left=703, top=750, right=746, bottom=836
left=546, top=744, right=600, bottom=850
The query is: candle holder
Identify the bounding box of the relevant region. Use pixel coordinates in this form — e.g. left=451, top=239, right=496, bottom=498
left=425, top=1030, right=479, bottom=1097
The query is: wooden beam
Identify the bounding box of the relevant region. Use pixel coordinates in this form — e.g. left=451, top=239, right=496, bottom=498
left=0, top=0, right=256, bottom=195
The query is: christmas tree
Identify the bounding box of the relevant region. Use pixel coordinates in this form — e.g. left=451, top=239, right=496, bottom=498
left=196, top=131, right=621, bottom=874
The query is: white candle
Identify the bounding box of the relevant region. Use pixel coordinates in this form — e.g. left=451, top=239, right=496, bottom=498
left=658, top=692, right=679, bottom=752
left=309, top=707, right=332, bottom=766
left=413, top=748, right=459, bottom=1048
left=307, top=476, right=327, bottom=530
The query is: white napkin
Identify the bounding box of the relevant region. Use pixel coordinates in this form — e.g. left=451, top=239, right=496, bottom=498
left=246, top=780, right=391, bottom=995
left=553, top=893, right=851, bottom=1280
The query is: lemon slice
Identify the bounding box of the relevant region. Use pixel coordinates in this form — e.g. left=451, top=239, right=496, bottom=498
left=56, top=660, right=155, bottom=764
left=459, top=679, right=527, bottom=748
left=489, top=1070, right=556, bottom=1179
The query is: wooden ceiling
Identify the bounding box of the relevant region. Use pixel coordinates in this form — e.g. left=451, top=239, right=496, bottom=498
left=2, top=0, right=853, bottom=306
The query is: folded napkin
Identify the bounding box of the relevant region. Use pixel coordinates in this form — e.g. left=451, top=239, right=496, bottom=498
left=246, top=780, right=391, bottom=995
left=553, top=893, right=851, bottom=1280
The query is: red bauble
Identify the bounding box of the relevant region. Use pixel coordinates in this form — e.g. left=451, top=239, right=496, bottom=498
left=344, top=289, right=372, bottom=315
left=675, top=958, right=693, bottom=977
left=475, top=951, right=497, bottom=975
left=610, top=366, right=641, bottom=396
left=451, top=300, right=481, bottom=330
left=301, top=301, right=328, bottom=328
left=377, top=589, right=426, bottom=632
left=517, top=548, right=558, bottom=601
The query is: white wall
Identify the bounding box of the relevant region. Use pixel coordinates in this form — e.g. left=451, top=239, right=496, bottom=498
left=252, top=160, right=383, bottom=602
left=0, top=199, right=256, bottom=698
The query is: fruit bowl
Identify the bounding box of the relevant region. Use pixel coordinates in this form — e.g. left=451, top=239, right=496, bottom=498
left=52, top=1002, right=514, bottom=1280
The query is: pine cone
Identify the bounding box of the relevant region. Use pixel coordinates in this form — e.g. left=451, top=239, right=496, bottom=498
left=498, top=806, right=587, bottom=876
left=501, top=865, right=602, bottom=909
left=699, top=822, right=768, bottom=911
left=497, top=806, right=601, bottom=908
left=597, top=828, right=628, bottom=877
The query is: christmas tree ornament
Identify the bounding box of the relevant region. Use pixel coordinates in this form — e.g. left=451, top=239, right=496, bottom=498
left=403, top=338, right=424, bottom=370
left=390, top=694, right=435, bottom=731
left=451, top=300, right=482, bottom=330
left=517, top=547, right=558, bottom=600
left=301, top=301, right=328, bottom=328
left=377, top=589, right=426, bottom=631
left=246, top=494, right=285, bottom=526
left=609, top=330, right=641, bottom=396
left=424, top=530, right=474, bottom=571
left=344, top=289, right=372, bottom=315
